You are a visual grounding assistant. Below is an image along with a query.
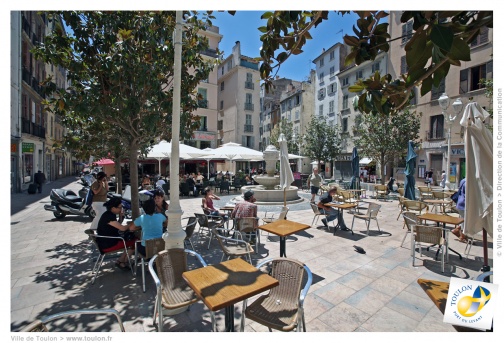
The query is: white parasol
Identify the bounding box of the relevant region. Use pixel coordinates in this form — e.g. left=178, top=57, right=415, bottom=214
left=459, top=102, right=493, bottom=267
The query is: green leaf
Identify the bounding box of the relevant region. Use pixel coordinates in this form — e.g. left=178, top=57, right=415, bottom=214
left=344, top=35, right=359, bottom=47
left=447, top=37, right=471, bottom=61
left=420, top=76, right=433, bottom=96
left=348, top=84, right=365, bottom=93
left=276, top=52, right=288, bottom=63
left=261, top=12, right=274, bottom=19
left=258, top=26, right=268, bottom=33
left=430, top=24, right=453, bottom=52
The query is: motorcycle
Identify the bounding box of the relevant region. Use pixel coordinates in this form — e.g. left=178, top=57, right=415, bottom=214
left=44, top=187, right=96, bottom=219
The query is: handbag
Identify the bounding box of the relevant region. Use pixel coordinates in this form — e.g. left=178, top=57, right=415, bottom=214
left=450, top=190, right=459, bottom=204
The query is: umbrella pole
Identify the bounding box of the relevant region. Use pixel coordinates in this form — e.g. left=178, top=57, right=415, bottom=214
left=481, top=228, right=491, bottom=279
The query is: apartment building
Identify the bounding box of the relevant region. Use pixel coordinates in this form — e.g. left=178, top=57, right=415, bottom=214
left=387, top=11, right=493, bottom=187
left=217, top=41, right=261, bottom=150
left=11, top=11, right=72, bottom=193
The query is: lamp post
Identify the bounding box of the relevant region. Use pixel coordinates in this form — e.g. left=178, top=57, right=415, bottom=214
left=438, top=93, right=463, bottom=190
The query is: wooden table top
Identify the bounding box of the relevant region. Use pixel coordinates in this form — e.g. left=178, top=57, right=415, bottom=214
left=182, top=258, right=279, bottom=312
left=258, top=219, right=310, bottom=237
left=219, top=206, right=235, bottom=211
left=418, top=212, right=464, bottom=226
left=327, top=202, right=358, bottom=209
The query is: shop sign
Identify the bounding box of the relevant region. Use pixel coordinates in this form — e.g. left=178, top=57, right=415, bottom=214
left=193, top=132, right=215, bottom=141
left=451, top=148, right=465, bottom=156
left=335, top=155, right=352, bottom=161
left=22, top=142, right=34, bottom=153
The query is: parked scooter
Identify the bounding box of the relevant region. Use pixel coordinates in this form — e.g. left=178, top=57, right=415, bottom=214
left=44, top=187, right=96, bottom=219
left=120, top=185, right=153, bottom=219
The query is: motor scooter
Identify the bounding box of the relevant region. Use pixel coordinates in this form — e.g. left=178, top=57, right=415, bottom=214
left=44, top=187, right=96, bottom=219
left=120, top=185, right=153, bottom=219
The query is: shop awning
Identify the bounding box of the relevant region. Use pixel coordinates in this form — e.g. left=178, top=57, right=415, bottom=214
left=359, top=157, right=373, bottom=166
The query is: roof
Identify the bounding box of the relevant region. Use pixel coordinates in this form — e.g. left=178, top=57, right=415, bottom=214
left=312, top=42, right=343, bottom=63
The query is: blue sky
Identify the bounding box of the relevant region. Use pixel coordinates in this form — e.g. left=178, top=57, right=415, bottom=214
left=211, top=11, right=361, bottom=82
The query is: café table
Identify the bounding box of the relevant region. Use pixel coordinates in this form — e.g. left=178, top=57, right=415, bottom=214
left=417, top=212, right=464, bottom=261
left=326, top=202, right=358, bottom=235
left=182, top=258, right=279, bottom=332
left=258, top=219, right=310, bottom=257
left=417, top=278, right=487, bottom=332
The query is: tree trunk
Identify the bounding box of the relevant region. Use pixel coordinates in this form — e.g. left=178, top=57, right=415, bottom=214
left=114, top=159, right=122, bottom=194
left=129, top=140, right=140, bottom=218
left=380, top=153, right=386, bottom=185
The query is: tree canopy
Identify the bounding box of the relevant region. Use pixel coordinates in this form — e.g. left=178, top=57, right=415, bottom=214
left=257, top=10, right=493, bottom=116
left=303, top=115, right=341, bottom=170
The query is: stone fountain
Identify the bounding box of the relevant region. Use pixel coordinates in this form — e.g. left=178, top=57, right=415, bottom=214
left=237, top=145, right=302, bottom=205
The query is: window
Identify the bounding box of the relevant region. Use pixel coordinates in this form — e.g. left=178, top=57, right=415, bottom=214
left=220, top=81, right=224, bottom=91
left=22, top=94, right=28, bottom=119
left=319, top=57, right=324, bottom=67
left=246, top=93, right=253, bottom=104
left=221, top=66, right=224, bottom=75
left=431, top=78, right=446, bottom=100
left=319, top=72, right=324, bottom=81
left=327, top=82, right=337, bottom=94
left=330, top=66, right=335, bottom=76
left=318, top=88, right=326, bottom=100
left=330, top=50, right=335, bottom=60
left=400, top=55, right=408, bottom=74
left=372, top=61, right=380, bottom=73
left=329, top=100, right=334, bottom=114
left=246, top=73, right=252, bottom=82
left=246, top=114, right=252, bottom=125
left=342, top=77, right=349, bottom=87
left=319, top=104, right=323, bottom=116
left=342, top=118, right=348, bottom=132
left=295, top=94, right=300, bottom=105
left=287, top=99, right=292, bottom=109
left=217, top=120, right=223, bottom=130
left=281, top=102, right=286, bottom=112
left=470, top=27, right=489, bottom=47
left=220, top=100, right=223, bottom=110
left=355, top=70, right=363, bottom=81
left=227, top=60, right=232, bottom=71
left=199, top=116, right=208, bottom=131
left=430, top=114, right=445, bottom=139
left=401, top=21, right=413, bottom=44
left=342, top=95, right=349, bottom=109
left=460, top=61, right=492, bottom=93
left=242, top=135, right=255, bottom=149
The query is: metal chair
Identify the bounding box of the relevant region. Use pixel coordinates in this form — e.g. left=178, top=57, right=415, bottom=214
left=309, top=203, right=325, bottom=227
left=21, top=308, right=125, bottom=332
left=401, top=212, right=418, bottom=255
left=148, top=248, right=216, bottom=332
left=396, top=188, right=406, bottom=220
left=235, top=217, right=260, bottom=253
left=412, top=225, right=446, bottom=272
left=211, top=228, right=254, bottom=264
left=84, top=229, right=134, bottom=284
left=350, top=203, right=381, bottom=236
left=182, top=216, right=198, bottom=250
left=219, top=180, right=230, bottom=194
left=417, top=186, right=433, bottom=200
left=134, top=237, right=165, bottom=293
left=240, top=258, right=312, bottom=332
left=194, top=213, right=225, bottom=249
left=374, top=184, right=388, bottom=201
left=261, top=207, right=289, bottom=237
left=476, top=271, right=493, bottom=282
left=403, top=200, right=429, bottom=216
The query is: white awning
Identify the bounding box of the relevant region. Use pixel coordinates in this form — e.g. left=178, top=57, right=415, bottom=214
left=359, top=157, right=372, bottom=165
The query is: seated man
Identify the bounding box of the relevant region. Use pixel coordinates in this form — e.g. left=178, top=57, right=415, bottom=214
left=231, top=190, right=258, bottom=242
left=317, top=186, right=348, bottom=230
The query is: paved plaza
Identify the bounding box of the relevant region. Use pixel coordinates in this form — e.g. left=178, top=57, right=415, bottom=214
left=10, top=176, right=492, bottom=332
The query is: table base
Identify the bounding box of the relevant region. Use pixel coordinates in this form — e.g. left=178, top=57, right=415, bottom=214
left=224, top=305, right=234, bottom=331
left=279, top=237, right=287, bottom=257
left=333, top=210, right=353, bottom=235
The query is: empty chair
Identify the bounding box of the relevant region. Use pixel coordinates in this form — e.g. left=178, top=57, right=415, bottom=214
left=232, top=178, right=242, bottom=192
left=148, top=248, right=216, bottom=332
left=396, top=188, right=406, bottom=220
left=350, top=203, right=381, bottom=236
left=84, top=229, right=134, bottom=284
left=403, top=200, right=429, bottom=216
left=412, top=225, right=446, bottom=272
left=134, top=237, right=165, bottom=293
left=219, top=180, right=230, bottom=194
left=374, top=184, right=388, bottom=201
left=182, top=216, right=198, bottom=250
left=417, top=186, right=433, bottom=200
left=194, top=213, right=225, bottom=249
left=235, top=217, right=260, bottom=253
left=262, top=207, right=289, bottom=225
left=310, top=203, right=325, bottom=227
left=21, top=309, right=125, bottom=332
left=211, top=228, right=254, bottom=264
left=401, top=212, right=418, bottom=255
left=240, top=258, right=312, bottom=332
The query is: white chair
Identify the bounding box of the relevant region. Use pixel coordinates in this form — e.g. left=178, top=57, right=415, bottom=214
left=350, top=203, right=381, bottom=235
left=310, top=203, right=325, bottom=227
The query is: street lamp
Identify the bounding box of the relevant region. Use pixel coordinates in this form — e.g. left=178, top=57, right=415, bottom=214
left=438, top=93, right=463, bottom=190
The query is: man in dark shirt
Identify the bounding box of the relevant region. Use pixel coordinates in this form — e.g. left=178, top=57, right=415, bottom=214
left=317, top=186, right=348, bottom=230
left=34, top=170, right=46, bottom=193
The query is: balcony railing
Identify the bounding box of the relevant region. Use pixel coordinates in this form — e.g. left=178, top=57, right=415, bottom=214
left=21, top=118, right=46, bottom=139
left=201, top=49, right=219, bottom=58
left=245, top=81, right=254, bottom=90
left=244, top=103, right=254, bottom=111
left=244, top=124, right=254, bottom=132
left=198, top=99, right=208, bottom=108
left=425, top=130, right=445, bottom=141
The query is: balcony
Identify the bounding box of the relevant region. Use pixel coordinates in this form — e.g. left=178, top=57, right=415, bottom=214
left=22, top=118, right=46, bottom=139
left=198, top=99, right=208, bottom=108
left=244, top=103, right=254, bottom=111
left=244, top=124, right=254, bottom=133
left=245, top=81, right=254, bottom=90
left=201, top=48, right=219, bottom=58
left=425, top=130, right=445, bottom=141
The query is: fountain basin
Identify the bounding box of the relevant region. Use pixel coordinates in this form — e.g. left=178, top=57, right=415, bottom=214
left=237, top=185, right=303, bottom=205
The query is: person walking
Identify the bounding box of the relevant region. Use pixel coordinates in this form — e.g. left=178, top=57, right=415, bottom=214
left=440, top=170, right=447, bottom=189
left=90, top=172, right=109, bottom=230
left=34, top=170, right=46, bottom=193
left=307, top=167, right=323, bottom=203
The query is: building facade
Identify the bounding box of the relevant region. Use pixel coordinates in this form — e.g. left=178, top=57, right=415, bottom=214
left=387, top=11, right=493, bottom=187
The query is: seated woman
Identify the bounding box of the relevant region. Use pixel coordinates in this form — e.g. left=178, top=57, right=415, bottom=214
left=201, top=187, right=227, bottom=219
left=96, top=197, right=140, bottom=270
left=152, top=190, right=169, bottom=231
left=245, top=175, right=253, bottom=185
left=130, top=199, right=166, bottom=256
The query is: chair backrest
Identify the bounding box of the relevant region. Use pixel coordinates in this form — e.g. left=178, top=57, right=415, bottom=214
left=404, top=200, right=428, bottom=213
left=194, top=213, right=209, bottom=227
left=402, top=212, right=418, bottom=231
left=183, top=217, right=198, bottom=240
left=367, top=203, right=381, bottom=218
left=431, top=191, right=450, bottom=200
left=375, top=184, right=387, bottom=192
left=221, top=180, right=230, bottom=189
left=85, top=229, right=102, bottom=252
left=397, top=188, right=405, bottom=197
left=310, top=203, right=321, bottom=215
left=144, top=238, right=166, bottom=259
left=235, top=217, right=258, bottom=233
left=414, top=225, right=443, bottom=245
left=155, top=249, right=189, bottom=294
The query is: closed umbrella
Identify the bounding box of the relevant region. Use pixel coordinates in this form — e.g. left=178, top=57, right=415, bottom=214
left=349, top=147, right=360, bottom=190
left=403, top=140, right=417, bottom=200
left=278, top=133, right=294, bottom=207
left=460, top=102, right=493, bottom=269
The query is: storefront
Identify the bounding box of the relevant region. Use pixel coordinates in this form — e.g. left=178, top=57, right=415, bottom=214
left=332, top=154, right=352, bottom=180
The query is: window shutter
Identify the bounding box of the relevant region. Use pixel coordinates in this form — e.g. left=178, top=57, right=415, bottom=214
left=459, top=69, right=468, bottom=94
left=480, top=27, right=489, bottom=44
left=250, top=136, right=255, bottom=149
left=242, top=135, right=247, bottom=146
left=486, top=60, right=493, bottom=78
